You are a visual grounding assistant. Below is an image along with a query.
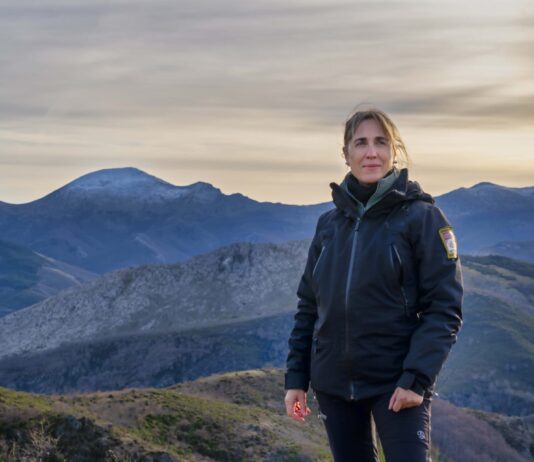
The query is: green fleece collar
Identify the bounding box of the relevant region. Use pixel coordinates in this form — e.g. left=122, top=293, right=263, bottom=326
left=340, top=168, right=401, bottom=215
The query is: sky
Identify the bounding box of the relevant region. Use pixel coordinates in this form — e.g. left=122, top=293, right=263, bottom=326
left=1, top=0, right=533, bottom=205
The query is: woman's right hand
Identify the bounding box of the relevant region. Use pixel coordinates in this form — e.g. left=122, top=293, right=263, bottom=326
left=284, top=389, right=311, bottom=422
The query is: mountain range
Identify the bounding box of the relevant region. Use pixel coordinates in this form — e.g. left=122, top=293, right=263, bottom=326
left=1, top=167, right=533, bottom=318
left=1, top=167, right=533, bottom=279
left=0, top=167, right=330, bottom=275
left=0, top=240, right=532, bottom=418
left=1, top=167, right=533, bottom=460
left=435, top=182, right=534, bottom=255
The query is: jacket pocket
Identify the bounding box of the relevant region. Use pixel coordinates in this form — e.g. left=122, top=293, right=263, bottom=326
left=310, top=337, right=331, bottom=385
left=390, top=243, right=409, bottom=318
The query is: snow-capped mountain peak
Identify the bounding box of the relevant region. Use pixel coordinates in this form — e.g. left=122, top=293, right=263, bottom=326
left=65, top=167, right=172, bottom=192
left=57, top=167, right=221, bottom=203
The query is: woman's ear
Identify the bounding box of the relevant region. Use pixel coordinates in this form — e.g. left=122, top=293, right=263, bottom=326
left=342, top=146, right=349, bottom=165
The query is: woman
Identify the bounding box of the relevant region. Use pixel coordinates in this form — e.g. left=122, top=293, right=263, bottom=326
left=284, top=108, right=463, bottom=462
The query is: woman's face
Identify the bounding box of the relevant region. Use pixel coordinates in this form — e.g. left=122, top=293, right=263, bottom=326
left=343, top=118, right=395, bottom=186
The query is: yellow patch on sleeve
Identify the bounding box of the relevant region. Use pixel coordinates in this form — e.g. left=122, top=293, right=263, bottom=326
left=438, top=226, right=458, bottom=260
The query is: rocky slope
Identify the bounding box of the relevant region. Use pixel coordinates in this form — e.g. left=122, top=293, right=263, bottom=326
left=0, top=240, right=307, bottom=359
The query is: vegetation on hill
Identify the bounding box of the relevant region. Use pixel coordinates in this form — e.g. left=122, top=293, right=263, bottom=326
left=1, top=369, right=530, bottom=461
left=0, top=370, right=332, bottom=461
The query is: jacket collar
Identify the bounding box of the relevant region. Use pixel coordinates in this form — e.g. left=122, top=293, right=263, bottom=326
left=330, top=168, right=434, bottom=219
left=340, top=168, right=400, bottom=212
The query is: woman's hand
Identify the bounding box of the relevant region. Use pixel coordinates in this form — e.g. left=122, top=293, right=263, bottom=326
left=285, top=389, right=311, bottom=422
left=388, top=386, right=424, bottom=412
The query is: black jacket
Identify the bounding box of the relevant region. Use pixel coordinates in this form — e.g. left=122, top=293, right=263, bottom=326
left=285, top=168, right=463, bottom=401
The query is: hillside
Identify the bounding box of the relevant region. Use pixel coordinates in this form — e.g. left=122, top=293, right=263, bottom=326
left=0, top=369, right=331, bottom=461
left=0, top=240, right=307, bottom=360
left=0, top=239, right=97, bottom=317
left=0, top=369, right=530, bottom=462
left=436, top=182, right=534, bottom=257
left=476, top=240, right=534, bottom=264
left=0, top=246, right=533, bottom=419
left=0, top=312, right=293, bottom=393
left=438, top=255, right=534, bottom=415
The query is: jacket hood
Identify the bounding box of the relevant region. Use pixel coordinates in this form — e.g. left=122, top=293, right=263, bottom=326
left=330, top=168, right=434, bottom=219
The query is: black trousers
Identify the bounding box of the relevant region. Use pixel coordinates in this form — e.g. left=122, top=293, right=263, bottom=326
left=313, top=389, right=432, bottom=462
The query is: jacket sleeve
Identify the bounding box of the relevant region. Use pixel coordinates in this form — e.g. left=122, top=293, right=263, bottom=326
left=284, top=215, right=324, bottom=391
left=396, top=204, right=464, bottom=396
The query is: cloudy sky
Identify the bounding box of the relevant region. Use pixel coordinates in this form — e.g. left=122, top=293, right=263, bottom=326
left=1, top=0, right=533, bottom=205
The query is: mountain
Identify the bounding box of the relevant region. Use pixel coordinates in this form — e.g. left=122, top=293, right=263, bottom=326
left=0, top=167, right=330, bottom=274
left=3, top=173, right=534, bottom=317
left=1, top=169, right=533, bottom=280
left=0, top=239, right=532, bottom=418
left=436, top=182, right=534, bottom=257
left=476, top=240, right=534, bottom=263
left=0, top=369, right=530, bottom=462
left=0, top=240, right=307, bottom=360
left=434, top=255, right=534, bottom=416
left=0, top=239, right=97, bottom=317
left=0, top=310, right=292, bottom=393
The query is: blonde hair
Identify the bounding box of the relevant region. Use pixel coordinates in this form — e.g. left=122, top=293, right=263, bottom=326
left=343, top=106, right=410, bottom=169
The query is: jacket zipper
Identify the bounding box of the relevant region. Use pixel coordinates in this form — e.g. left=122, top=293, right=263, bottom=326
left=392, top=244, right=409, bottom=318
left=312, top=245, right=326, bottom=279
left=345, top=216, right=361, bottom=400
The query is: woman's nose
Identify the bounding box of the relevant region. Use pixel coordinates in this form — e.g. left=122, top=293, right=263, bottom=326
left=365, top=144, right=378, bottom=157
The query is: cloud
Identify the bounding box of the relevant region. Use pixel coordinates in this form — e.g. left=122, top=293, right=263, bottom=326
left=1, top=0, right=533, bottom=128
left=0, top=0, right=533, bottom=203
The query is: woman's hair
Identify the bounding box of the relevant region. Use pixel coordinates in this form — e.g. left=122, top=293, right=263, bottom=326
left=343, top=107, right=410, bottom=168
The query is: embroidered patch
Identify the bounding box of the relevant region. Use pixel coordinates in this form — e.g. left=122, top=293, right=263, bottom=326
left=438, top=226, right=458, bottom=260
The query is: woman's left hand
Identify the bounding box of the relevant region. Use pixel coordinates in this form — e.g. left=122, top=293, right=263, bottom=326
left=388, top=386, right=424, bottom=412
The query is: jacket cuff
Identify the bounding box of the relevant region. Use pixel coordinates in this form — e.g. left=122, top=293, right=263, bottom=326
left=284, top=372, right=310, bottom=391
left=396, top=371, right=425, bottom=397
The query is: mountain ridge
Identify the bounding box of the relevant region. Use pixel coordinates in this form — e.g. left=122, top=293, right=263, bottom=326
left=0, top=240, right=308, bottom=360
left=2, top=166, right=534, bottom=206
left=1, top=167, right=532, bottom=278
left=1, top=167, right=226, bottom=207
left=0, top=167, right=331, bottom=274
left=0, top=241, right=532, bottom=417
